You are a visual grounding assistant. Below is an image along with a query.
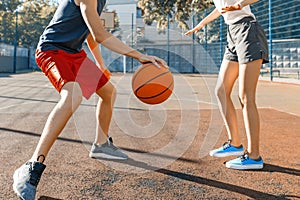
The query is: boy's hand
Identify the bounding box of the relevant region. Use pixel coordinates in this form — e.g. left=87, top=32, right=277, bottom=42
left=138, top=54, right=168, bottom=68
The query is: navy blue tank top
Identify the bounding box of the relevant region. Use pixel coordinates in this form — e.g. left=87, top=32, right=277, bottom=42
left=37, top=0, right=106, bottom=53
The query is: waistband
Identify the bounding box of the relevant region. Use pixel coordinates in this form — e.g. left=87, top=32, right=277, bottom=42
left=232, top=16, right=256, bottom=25
left=36, top=49, right=86, bottom=57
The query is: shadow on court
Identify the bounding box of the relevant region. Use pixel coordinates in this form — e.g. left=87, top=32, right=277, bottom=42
left=262, top=164, right=300, bottom=176
left=0, top=73, right=299, bottom=199
left=39, top=196, right=63, bottom=200
left=105, top=158, right=292, bottom=200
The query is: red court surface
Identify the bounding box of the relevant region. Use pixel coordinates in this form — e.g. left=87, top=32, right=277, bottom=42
left=0, top=72, right=299, bottom=199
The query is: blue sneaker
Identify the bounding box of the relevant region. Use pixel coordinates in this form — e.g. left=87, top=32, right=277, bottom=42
left=209, top=141, right=244, bottom=157
left=13, top=161, right=46, bottom=200
left=226, top=153, right=264, bottom=170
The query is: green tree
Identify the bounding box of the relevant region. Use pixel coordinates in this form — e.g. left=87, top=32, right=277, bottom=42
left=0, top=0, right=21, bottom=43
left=0, top=0, right=20, bottom=11
left=18, top=0, right=57, bottom=48
left=138, top=0, right=213, bottom=30
left=193, top=7, right=221, bottom=43
left=0, top=0, right=56, bottom=47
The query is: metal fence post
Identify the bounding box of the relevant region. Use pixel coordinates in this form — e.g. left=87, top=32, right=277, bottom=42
left=192, top=14, right=195, bottom=73
left=219, top=17, right=223, bottom=66
left=13, top=10, right=18, bottom=74
left=167, top=15, right=170, bottom=66
left=131, top=13, right=134, bottom=72
left=268, top=0, right=273, bottom=81
left=204, top=10, right=208, bottom=50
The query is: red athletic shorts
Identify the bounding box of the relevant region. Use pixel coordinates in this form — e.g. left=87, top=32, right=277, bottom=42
left=35, top=49, right=109, bottom=99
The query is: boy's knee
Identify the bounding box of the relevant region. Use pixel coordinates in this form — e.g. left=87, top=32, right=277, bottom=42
left=105, top=85, right=116, bottom=103
left=60, top=82, right=83, bottom=109
left=98, top=82, right=116, bottom=103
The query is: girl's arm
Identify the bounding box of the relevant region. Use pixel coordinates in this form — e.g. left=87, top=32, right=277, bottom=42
left=221, top=0, right=259, bottom=13
left=237, top=0, right=259, bottom=8
left=185, top=8, right=221, bottom=36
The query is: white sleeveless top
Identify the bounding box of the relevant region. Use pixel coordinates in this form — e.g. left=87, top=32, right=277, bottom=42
left=213, top=0, right=256, bottom=24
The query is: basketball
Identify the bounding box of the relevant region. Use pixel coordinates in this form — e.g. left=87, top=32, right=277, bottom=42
left=132, top=63, right=174, bottom=105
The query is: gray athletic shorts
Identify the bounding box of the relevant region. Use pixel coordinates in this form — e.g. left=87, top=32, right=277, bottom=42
left=224, top=17, right=269, bottom=64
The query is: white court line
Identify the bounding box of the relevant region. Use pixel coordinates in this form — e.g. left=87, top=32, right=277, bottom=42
left=0, top=102, right=37, bottom=111
left=169, top=99, right=300, bottom=117
left=258, top=106, right=300, bottom=117
left=4, top=99, right=297, bottom=118
left=168, top=98, right=219, bottom=106
left=172, top=99, right=300, bottom=117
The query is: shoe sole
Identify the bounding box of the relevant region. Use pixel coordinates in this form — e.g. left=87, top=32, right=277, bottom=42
left=225, top=163, right=264, bottom=170
left=13, top=170, right=25, bottom=200
left=209, top=151, right=244, bottom=158
left=89, top=153, right=128, bottom=160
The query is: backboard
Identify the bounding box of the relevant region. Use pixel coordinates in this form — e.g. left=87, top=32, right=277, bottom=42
left=100, top=12, right=115, bottom=29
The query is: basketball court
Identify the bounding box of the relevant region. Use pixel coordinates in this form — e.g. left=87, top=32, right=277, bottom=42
left=0, top=72, right=299, bottom=199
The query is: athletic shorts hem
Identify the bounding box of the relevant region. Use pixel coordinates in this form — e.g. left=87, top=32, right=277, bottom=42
left=35, top=49, right=110, bottom=100
left=225, top=16, right=269, bottom=65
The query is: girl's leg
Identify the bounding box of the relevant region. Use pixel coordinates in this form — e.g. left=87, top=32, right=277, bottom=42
left=238, top=59, right=262, bottom=159
left=94, top=81, right=116, bottom=145
left=215, top=60, right=241, bottom=146
left=31, top=82, right=83, bottom=162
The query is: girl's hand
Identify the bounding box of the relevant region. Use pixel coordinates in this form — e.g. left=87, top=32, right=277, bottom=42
left=221, top=4, right=241, bottom=14
left=185, top=24, right=204, bottom=36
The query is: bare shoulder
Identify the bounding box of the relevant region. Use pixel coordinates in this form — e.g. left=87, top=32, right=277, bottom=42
left=74, top=0, right=97, bottom=7
left=74, top=0, right=80, bottom=6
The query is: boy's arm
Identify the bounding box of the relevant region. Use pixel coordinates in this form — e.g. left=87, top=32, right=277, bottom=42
left=86, top=34, right=111, bottom=78
left=86, top=33, right=106, bottom=68
left=77, top=0, right=167, bottom=68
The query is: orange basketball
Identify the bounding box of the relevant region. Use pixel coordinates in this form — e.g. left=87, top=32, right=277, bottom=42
left=132, top=63, right=174, bottom=105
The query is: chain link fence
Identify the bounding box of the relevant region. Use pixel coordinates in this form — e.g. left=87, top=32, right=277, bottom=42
left=0, top=43, right=34, bottom=73
left=1, top=0, right=299, bottom=79
left=94, top=1, right=300, bottom=80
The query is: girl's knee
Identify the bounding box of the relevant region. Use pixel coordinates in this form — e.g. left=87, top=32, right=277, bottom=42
left=215, top=85, right=228, bottom=101
left=238, top=94, right=256, bottom=108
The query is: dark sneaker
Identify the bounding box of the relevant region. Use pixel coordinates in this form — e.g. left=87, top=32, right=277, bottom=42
left=89, top=137, right=128, bottom=160
left=209, top=141, right=244, bottom=157
left=226, top=153, right=264, bottom=170
left=13, top=161, right=46, bottom=200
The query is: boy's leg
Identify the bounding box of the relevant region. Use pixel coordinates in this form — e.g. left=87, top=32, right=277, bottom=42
left=238, top=59, right=262, bottom=159
left=215, top=59, right=241, bottom=146
left=31, top=82, right=83, bottom=161
left=89, top=81, right=128, bottom=160
left=94, top=81, right=116, bottom=145
left=13, top=82, right=83, bottom=199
